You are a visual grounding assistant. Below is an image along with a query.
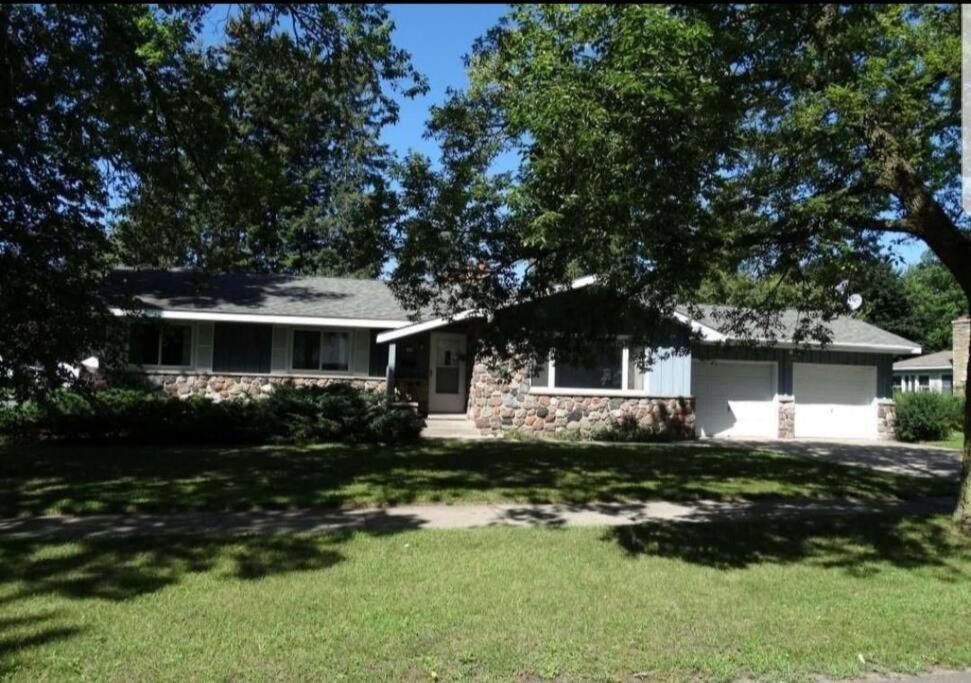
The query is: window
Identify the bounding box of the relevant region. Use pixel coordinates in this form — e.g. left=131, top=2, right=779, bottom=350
left=291, top=329, right=350, bottom=372
left=892, top=376, right=902, bottom=392
left=555, top=349, right=623, bottom=390
left=918, top=375, right=930, bottom=392
left=128, top=323, right=191, bottom=367
left=213, top=323, right=272, bottom=374
left=533, top=343, right=646, bottom=392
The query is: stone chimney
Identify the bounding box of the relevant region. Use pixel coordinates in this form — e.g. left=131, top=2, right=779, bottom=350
left=954, top=315, right=970, bottom=392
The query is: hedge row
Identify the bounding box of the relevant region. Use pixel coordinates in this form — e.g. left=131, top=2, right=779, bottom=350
left=894, top=391, right=965, bottom=442
left=0, top=384, right=425, bottom=445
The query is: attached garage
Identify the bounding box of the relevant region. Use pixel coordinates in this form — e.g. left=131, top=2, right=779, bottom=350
left=692, top=360, right=777, bottom=438
left=793, top=362, right=877, bottom=439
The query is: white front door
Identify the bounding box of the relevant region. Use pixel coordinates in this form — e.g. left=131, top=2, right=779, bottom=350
left=428, top=333, right=467, bottom=413
left=691, top=360, right=778, bottom=438
left=793, top=363, right=877, bottom=439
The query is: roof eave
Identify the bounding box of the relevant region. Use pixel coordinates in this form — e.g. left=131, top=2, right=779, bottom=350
left=109, top=307, right=411, bottom=329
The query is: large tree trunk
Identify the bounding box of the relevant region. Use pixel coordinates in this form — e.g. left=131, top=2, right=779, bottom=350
left=955, top=334, right=971, bottom=528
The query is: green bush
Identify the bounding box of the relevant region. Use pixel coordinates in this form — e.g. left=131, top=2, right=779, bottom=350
left=591, top=415, right=676, bottom=443
left=894, top=391, right=964, bottom=442
left=0, top=384, right=424, bottom=445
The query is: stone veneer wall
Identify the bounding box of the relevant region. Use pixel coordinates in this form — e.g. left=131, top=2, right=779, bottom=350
left=777, top=398, right=794, bottom=439
left=877, top=400, right=896, bottom=441
left=954, top=316, right=969, bottom=392
left=134, top=372, right=386, bottom=401
left=466, top=361, right=696, bottom=439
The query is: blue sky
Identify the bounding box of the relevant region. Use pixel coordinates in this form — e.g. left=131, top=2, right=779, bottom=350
left=380, top=4, right=508, bottom=165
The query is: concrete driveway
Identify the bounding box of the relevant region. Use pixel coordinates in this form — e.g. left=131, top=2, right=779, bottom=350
left=710, top=438, right=962, bottom=479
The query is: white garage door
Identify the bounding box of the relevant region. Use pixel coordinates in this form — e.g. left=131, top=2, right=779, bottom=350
left=793, top=363, right=877, bottom=439
left=692, top=361, right=777, bottom=438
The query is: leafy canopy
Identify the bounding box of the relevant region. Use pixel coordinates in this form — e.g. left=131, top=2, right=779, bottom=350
left=1, top=4, right=423, bottom=397
left=390, top=4, right=968, bottom=360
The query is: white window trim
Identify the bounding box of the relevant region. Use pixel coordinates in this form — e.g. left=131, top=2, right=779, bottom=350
left=531, top=344, right=650, bottom=396
left=127, top=321, right=195, bottom=371
left=290, top=326, right=354, bottom=375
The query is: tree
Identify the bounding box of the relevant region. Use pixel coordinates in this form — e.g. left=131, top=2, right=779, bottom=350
left=1, top=4, right=422, bottom=397
left=389, top=5, right=971, bottom=525
left=114, top=4, right=425, bottom=276
left=0, top=5, right=203, bottom=398
left=901, top=252, right=968, bottom=352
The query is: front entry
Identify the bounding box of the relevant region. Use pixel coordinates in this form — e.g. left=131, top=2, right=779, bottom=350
left=428, top=332, right=468, bottom=413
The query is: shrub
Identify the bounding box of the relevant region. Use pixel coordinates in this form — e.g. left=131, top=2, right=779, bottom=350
left=0, top=384, right=424, bottom=445
left=894, top=391, right=964, bottom=442
left=590, top=415, right=676, bottom=443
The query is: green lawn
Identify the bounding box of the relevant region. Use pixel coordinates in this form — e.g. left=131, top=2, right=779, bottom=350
left=1, top=515, right=970, bottom=681
left=0, top=439, right=955, bottom=516
left=926, top=431, right=964, bottom=450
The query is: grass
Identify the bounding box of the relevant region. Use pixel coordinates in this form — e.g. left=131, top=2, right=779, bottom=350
left=0, top=439, right=956, bottom=516
left=926, top=431, right=964, bottom=451
left=1, top=515, right=970, bottom=681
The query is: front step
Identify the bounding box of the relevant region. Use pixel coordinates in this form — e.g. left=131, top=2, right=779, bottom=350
left=423, top=413, right=484, bottom=440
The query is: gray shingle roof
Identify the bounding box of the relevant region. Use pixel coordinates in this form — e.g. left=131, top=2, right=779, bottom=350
left=108, top=269, right=414, bottom=322
left=685, top=304, right=921, bottom=351
left=893, top=350, right=952, bottom=371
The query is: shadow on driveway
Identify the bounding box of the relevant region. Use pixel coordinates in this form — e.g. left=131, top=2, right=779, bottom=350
left=708, top=439, right=961, bottom=479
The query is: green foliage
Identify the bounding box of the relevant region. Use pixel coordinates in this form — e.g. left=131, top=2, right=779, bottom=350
left=590, top=415, right=679, bottom=443
left=698, top=250, right=967, bottom=351
left=0, top=385, right=424, bottom=445
left=391, top=4, right=969, bottom=358
left=900, top=253, right=969, bottom=351
left=894, top=391, right=964, bottom=442
left=114, top=5, right=426, bottom=276
left=2, top=5, right=423, bottom=400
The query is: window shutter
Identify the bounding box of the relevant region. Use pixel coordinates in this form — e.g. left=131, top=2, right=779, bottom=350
left=351, top=329, right=371, bottom=376
left=195, top=323, right=214, bottom=372
left=271, top=325, right=289, bottom=373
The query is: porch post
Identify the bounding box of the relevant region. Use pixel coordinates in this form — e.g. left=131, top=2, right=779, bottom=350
left=385, top=342, right=396, bottom=404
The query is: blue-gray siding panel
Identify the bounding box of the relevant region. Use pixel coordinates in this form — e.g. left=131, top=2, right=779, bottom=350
left=692, top=344, right=893, bottom=398
left=646, top=349, right=692, bottom=396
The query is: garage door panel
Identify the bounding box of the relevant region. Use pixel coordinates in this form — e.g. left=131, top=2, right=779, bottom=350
left=793, top=363, right=876, bottom=439
left=692, top=361, right=777, bottom=438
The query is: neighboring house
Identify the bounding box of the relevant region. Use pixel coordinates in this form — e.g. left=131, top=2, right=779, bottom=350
left=892, top=315, right=969, bottom=395
left=893, top=350, right=953, bottom=394
left=107, top=269, right=922, bottom=441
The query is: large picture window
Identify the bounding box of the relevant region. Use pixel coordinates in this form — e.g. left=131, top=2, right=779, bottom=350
left=292, top=329, right=350, bottom=372
left=533, top=344, right=646, bottom=393
left=128, top=323, right=191, bottom=367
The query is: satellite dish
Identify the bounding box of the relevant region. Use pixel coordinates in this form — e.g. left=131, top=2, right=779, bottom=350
left=847, top=293, right=863, bottom=311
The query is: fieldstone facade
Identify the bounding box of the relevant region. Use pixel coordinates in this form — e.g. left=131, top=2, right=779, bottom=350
left=954, top=316, right=969, bottom=393
left=877, top=399, right=896, bottom=441
left=466, top=360, right=696, bottom=439
left=777, top=397, right=795, bottom=439
left=135, top=372, right=386, bottom=401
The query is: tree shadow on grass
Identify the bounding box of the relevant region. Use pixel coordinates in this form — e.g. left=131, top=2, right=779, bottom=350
left=0, top=530, right=381, bottom=663
left=606, top=513, right=971, bottom=578
left=0, top=440, right=956, bottom=516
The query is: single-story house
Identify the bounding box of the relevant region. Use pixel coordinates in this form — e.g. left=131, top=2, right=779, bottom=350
left=893, top=350, right=953, bottom=393
left=106, top=269, right=923, bottom=441
left=892, top=316, right=968, bottom=395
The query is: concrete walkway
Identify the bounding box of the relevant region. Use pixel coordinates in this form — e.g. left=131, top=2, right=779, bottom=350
left=0, top=497, right=952, bottom=540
